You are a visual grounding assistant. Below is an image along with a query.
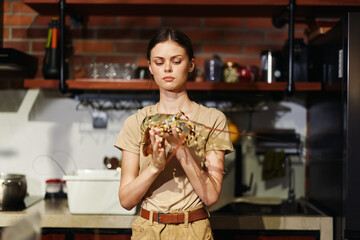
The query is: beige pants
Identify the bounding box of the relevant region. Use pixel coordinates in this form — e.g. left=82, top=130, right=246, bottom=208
left=131, top=215, right=213, bottom=240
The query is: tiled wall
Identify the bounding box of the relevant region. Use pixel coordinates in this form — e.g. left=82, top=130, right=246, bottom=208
left=3, top=0, right=308, bottom=80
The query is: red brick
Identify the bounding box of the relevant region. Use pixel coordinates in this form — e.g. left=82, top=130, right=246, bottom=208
left=32, top=41, right=47, bottom=52
left=68, top=29, right=95, bottom=39
left=243, top=43, right=283, bottom=55
left=12, top=2, right=36, bottom=13
left=202, top=43, right=243, bottom=54
left=94, top=56, right=136, bottom=64
left=69, top=55, right=93, bottom=67
left=245, top=18, right=274, bottom=28
left=68, top=55, right=93, bottom=78
left=192, top=43, right=201, bottom=55
left=137, top=56, right=149, bottom=67
left=4, top=1, right=10, bottom=12
left=225, top=31, right=265, bottom=42
left=87, top=16, right=117, bottom=27
left=3, top=28, right=10, bottom=39
left=116, top=42, right=148, bottom=54
left=3, top=41, right=30, bottom=52
left=162, top=17, right=202, bottom=27
left=4, top=15, right=33, bottom=26
left=193, top=56, right=259, bottom=68
left=193, top=56, right=209, bottom=68
left=12, top=28, right=48, bottom=39
left=266, top=30, right=288, bottom=43
left=119, top=17, right=160, bottom=27
left=222, top=56, right=261, bottom=68
left=33, top=15, right=66, bottom=26
left=74, top=41, right=115, bottom=54
left=97, top=29, right=137, bottom=40
left=204, top=17, right=244, bottom=28
left=183, top=30, right=222, bottom=42
left=267, top=30, right=306, bottom=43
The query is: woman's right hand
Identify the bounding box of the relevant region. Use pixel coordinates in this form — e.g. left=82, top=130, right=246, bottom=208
left=149, top=128, right=167, bottom=171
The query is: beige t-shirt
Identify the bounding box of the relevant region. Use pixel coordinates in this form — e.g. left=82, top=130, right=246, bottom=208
left=114, top=102, right=233, bottom=212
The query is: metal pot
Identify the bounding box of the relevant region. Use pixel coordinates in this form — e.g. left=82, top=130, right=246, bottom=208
left=0, top=173, right=27, bottom=210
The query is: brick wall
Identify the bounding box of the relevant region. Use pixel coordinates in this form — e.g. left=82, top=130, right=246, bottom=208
left=3, top=0, right=308, bottom=80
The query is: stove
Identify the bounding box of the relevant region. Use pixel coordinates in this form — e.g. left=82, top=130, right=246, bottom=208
left=0, top=196, right=43, bottom=211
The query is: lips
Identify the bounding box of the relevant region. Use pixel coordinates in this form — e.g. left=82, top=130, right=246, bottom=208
left=163, top=76, right=175, bottom=82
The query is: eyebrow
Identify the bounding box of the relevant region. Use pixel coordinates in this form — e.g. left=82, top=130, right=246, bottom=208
left=152, top=55, right=183, bottom=59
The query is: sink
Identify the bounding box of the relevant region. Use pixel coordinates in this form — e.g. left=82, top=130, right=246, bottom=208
left=213, top=198, right=324, bottom=216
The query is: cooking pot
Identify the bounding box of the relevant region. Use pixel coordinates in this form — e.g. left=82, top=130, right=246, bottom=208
left=0, top=173, right=27, bottom=210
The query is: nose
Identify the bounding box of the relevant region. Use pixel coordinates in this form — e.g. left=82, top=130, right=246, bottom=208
left=164, top=61, right=172, bottom=72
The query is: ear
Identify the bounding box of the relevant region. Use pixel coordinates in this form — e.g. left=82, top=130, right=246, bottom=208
left=188, top=58, right=195, bottom=73
left=148, top=61, right=153, bottom=75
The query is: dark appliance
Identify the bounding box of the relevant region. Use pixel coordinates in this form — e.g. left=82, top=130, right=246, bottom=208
left=308, top=12, right=360, bottom=240
left=282, top=38, right=308, bottom=82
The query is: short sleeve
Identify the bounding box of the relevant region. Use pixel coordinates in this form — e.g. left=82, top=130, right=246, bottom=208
left=204, top=110, right=234, bottom=154
left=114, top=113, right=142, bottom=154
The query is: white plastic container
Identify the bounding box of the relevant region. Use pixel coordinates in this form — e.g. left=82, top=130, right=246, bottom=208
left=63, top=169, right=136, bottom=215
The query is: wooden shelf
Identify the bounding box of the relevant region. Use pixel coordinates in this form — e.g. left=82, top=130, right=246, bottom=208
left=24, top=79, right=322, bottom=91
left=24, top=0, right=360, bottom=18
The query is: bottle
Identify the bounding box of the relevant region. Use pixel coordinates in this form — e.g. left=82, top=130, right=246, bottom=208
left=42, top=18, right=60, bottom=79
left=205, top=55, right=222, bottom=82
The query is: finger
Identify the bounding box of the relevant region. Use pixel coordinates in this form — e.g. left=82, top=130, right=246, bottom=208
left=149, top=129, right=157, bottom=147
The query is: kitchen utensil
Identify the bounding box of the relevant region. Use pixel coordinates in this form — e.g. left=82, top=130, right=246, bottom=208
left=0, top=173, right=27, bottom=210
left=260, top=50, right=283, bottom=83
left=42, top=18, right=60, bottom=79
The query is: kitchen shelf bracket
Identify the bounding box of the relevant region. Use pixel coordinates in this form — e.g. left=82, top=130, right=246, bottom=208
left=286, top=0, right=295, bottom=96
left=59, top=0, right=67, bottom=94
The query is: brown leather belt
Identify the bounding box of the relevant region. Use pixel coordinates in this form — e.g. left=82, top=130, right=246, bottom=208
left=140, top=207, right=209, bottom=224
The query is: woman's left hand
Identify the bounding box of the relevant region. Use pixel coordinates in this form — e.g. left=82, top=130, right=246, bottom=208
left=162, top=128, right=185, bottom=152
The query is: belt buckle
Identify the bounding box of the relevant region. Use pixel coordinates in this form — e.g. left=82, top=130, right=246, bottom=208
left=158, top=212, right=170, bottom=223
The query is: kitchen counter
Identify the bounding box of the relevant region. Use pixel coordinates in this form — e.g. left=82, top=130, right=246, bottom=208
left=0, top=199, right=332, bottom=240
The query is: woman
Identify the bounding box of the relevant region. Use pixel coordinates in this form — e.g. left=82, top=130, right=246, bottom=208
left=115, top=27, right=233, bottom=240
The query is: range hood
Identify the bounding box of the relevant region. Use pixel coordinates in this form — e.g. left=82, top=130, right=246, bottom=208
left=0, top=48, right=38, bottom=79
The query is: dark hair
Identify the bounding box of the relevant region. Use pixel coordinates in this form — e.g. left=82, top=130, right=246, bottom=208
left=146, top=27, right=194, bottom=61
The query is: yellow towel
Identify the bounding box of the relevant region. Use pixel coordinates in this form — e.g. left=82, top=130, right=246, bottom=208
left=262, top=151, right=286, bottom=181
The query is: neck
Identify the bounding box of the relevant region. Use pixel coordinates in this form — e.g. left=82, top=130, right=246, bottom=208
left=157, top=91, right=193, bottom=115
